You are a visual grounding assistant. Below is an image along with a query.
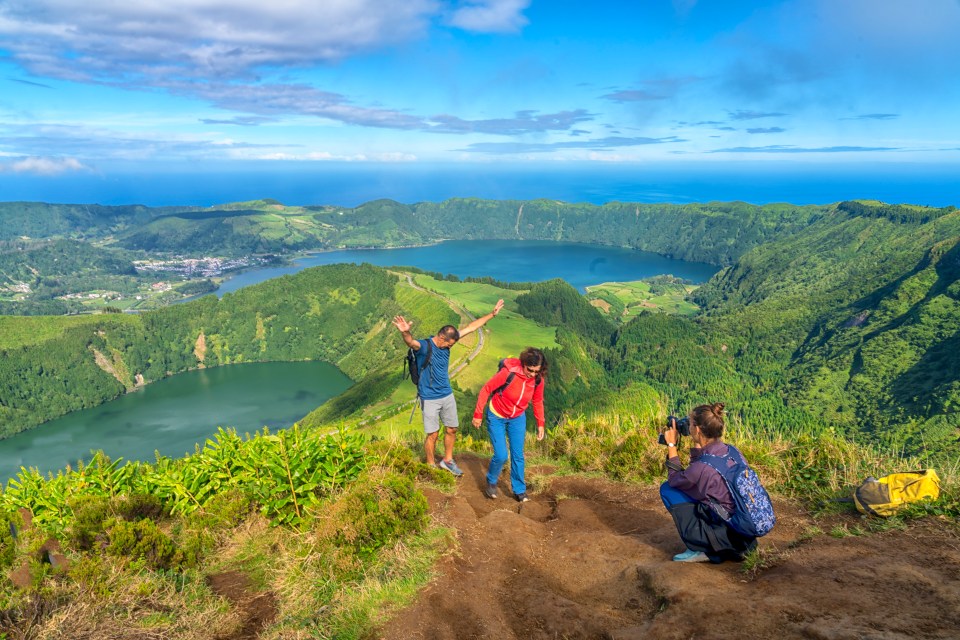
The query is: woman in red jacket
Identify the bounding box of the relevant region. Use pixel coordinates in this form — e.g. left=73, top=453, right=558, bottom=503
left=472, top=347, right=547, bottom=502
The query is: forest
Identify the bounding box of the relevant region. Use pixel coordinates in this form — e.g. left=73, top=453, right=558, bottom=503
left=0, top=264, right=408, bottom=437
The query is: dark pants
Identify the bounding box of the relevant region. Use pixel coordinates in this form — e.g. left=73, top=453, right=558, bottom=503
left=660, top=483, right=757, bottom=562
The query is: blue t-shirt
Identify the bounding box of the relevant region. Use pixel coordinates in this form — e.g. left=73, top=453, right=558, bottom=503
left=416, top=337, right=453, bottom=400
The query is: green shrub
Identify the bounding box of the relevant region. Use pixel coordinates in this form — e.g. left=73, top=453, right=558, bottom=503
left=366, top=439, right=420, bottom=476
left=116, top=492, right=165, bottom=521
left=417, top=464, right=457, bottom=489
left=184, top=489, right=253, bottom=531
left=605, top=433, right=664, bottom=483
left=334, top=471, right=428, bottom=557
left=366, top=439, right=457, bottom=489
left=66, top=554, right=113, bottom=599
left=549, top=416, right=620, bottom=473
left=0, top=511, right=18, bottom=569
left=66, top=495, right=114, bottom=551
left=102, top=518, right=185, bottom=570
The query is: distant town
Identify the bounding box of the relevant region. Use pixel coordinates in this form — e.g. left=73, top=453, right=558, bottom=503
left=133, top=255, right=269, bottom=277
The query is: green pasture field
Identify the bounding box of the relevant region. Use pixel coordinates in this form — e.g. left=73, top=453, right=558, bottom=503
left=0, top=313, right=140, bottom=350
left=348, top=274, right=560, bottom=439
left=585, top=280, right=700, bottom=320
left=76, top=293, right=137, bottom=311
left=411, top=275, right=559, bottom=394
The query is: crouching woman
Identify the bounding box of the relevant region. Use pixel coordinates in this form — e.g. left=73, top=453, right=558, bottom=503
left=659, top=402, right=759, bottom=563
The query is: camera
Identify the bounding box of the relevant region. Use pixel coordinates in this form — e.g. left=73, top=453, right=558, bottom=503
left=658, top=415, right=690, bottom=445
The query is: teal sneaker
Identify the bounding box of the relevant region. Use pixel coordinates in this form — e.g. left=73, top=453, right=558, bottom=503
left=673, top=549, right=709, bottom=563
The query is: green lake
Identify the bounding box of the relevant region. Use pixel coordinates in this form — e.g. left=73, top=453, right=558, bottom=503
left=0, top=361, right=352, bottom=482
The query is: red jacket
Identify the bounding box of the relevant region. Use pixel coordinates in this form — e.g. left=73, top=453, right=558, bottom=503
left=473, top=358, right=545, bottom=427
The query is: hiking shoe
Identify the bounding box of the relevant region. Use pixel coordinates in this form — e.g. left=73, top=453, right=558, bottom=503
left=438, top=459, right=463, bottom=477
left=484, top=483, right=498, bottom=499
left=515, top=492, right=530, bottom=503
left=672, top=549, right=709, bottom=563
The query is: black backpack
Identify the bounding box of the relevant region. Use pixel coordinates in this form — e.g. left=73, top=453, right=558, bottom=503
left=403, top=339, right=433, bottom=386
left=493, top=358, right=541, bottom=396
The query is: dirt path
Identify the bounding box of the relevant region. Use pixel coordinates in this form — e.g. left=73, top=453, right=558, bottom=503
left=378, top=454, right=960, bottom=640
left=206, top=571, right=277, bottom=640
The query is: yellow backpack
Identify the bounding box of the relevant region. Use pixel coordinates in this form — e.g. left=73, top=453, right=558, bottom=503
left=853, top=469, right=941, bottom=517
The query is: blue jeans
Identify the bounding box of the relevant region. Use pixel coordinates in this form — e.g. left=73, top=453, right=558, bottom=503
left=485, top=408, right=527, bottom=494
left=660, top=482, right=698, bottom=509
left=659, top=482, right=757, bottom=560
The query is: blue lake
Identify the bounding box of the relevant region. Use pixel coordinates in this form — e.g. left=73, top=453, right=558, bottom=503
left=215, top=240, right=721, bottom=296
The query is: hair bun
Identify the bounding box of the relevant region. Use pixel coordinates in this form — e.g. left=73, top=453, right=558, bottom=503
left=712, top=402, right=725, bottom=417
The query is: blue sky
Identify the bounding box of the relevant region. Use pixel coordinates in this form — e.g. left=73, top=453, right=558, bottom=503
left=0, top=0, right=958, bottom=202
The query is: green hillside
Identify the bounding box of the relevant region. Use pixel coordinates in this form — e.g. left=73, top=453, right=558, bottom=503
left=2, top=197, right=958, bottom=457
left=0, top=264, right=446, bottom=437
left=120, top=203, right=333, bottom=254
left=0, top=239, right=141, bottom=311
left=411, top=198, right=826, bottom=265
left=693, top=201, right=960, bottom=454
left=1, top=198, right=828, bottom=266
left=1, top=203, right=959, bottom=639
left=0, top=201, right=178, bottom=240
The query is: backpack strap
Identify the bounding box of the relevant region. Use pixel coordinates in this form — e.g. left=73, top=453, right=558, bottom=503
left=420, top=338, right=434, bottom=386
left=493, top=372, right=516, bottom=397
left=492, top=358, right=541, bottom=398
left=695, top=450, right=740, bottom=512
left=422, top=338, right=433, bottom=369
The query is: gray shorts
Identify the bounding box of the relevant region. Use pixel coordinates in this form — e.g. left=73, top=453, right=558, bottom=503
left=421, top=393, right=459, bottom=434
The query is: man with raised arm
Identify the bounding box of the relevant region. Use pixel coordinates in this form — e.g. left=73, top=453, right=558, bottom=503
left=393, top=298, right=504, bottom=476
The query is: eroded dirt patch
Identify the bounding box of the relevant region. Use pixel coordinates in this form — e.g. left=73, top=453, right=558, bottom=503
left=207, top=571, right=277, bottom=640
left=379, top=454, right=960, bottom=640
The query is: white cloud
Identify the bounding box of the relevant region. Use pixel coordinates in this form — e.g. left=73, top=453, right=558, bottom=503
left=1, top=156, right=92, bottom=175
left=0, top=0, right=441, bottom=82
left=0, top=1, right=533, bottom=85
left=177, top=81, right=426, bottom=129
left=446, top=0, right=530, bottom=33
left=0, top=122, right=286, bottom=160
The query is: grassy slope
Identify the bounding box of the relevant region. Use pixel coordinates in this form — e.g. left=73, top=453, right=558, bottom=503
left=585, top=280, right=700, bottom=321
left=411, top=275, right=560, bottom=393
left=305, top=274, right=561, bottom=445
left=0, top=314, right=140, bottom=349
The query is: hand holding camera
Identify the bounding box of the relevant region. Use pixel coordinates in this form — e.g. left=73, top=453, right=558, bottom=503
left=658, top=415, right=690, bottom=446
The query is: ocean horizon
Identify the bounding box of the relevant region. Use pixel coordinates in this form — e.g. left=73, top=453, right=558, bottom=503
left=1, top=161, right=957, bottom=209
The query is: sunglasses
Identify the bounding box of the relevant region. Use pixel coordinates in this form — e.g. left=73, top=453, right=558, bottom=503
left=524, top=365, right=541, bottom=374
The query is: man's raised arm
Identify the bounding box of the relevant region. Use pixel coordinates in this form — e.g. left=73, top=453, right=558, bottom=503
left=459, top=299, right=504, bottom=337
left=392, top=315, right=420, bottom=349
